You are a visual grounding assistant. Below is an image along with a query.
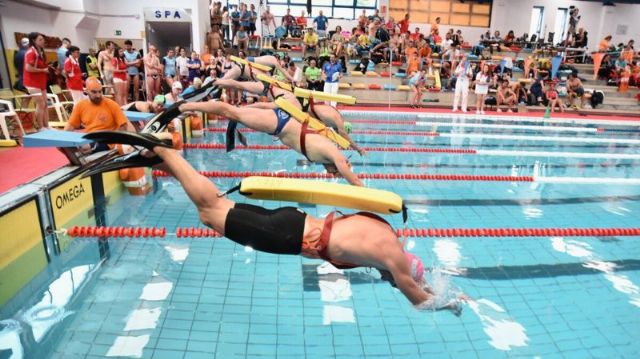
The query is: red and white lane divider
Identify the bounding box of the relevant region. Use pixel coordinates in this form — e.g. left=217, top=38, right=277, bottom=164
left=63, top=225, right=640, bottom=238
left=183, top=143, right=640, bottom=160
left=414, top=121, right=602, bottom=133
left=205, top=128, right=441, bottom=136
left=151, top=170, right=640, bottom=185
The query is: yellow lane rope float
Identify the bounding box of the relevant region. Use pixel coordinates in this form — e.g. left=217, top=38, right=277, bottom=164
left=293, top=88, right=357, bottom=105
left=238, top=176, right=404, bottom=214
left=255, top=72, right=293, bottom=91
left=274, top=97, right=350, bottom=149
left=0, top=139, right=18, bottom=147
left=229, top=55, right=273, bottom=72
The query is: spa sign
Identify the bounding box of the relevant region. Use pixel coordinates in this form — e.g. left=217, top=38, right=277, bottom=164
left=144, top=8, right=192, bottom=22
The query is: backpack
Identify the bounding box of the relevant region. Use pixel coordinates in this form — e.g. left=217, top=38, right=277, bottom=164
left=590, top=90, right=604, bottom=108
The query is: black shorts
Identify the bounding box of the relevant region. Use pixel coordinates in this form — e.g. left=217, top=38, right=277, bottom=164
left=224, top=203, right=306, bottom=255
left=573, top=87, right=584, bottom=96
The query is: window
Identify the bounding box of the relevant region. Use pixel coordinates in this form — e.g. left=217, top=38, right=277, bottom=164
left=553, top=8, right=569, bottom=44
left=266, top=1, right=377, bottom=19
left=529, top=6, right=544, bottom=39
left=389, top=0, right=490, bottom=27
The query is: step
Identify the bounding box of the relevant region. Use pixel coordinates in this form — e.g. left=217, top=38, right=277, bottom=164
left=341, top=76, right=404, bottom=85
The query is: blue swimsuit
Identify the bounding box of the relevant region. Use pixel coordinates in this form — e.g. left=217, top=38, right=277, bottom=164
left=271, top=108, right=291, bottom=136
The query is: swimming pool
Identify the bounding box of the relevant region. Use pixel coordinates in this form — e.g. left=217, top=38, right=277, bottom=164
left=1, top=110, right=639, bottom=358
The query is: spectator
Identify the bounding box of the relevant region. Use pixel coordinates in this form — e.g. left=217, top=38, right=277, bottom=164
left=297, top=10, right=307, bottom=29
left=503, top=30, right=515, bottom=47
left=144, top=44, right=163, bottom=101
left=176, top=47, right=190, bottom=86
left=98, top=41, right=115, bottom=88
left=322, top=54, right=342, bottom=106
left=124, top=40, right=142, bottom=101
left=237, top=26, right=249, bottom=52
left=528, top=78, right=545, bottom=105
left=261, top=6, right=276, bottom=37
left=398, top=14, right=410, bottom=35
left=56, top=37, right=71, bottom=73
left=452, top=56, right=472, bottom=112
left=305, top=58, right=323, bottom=91
left=111, top=46, right=128, bottom=105
left=497, top=79, right=517, bottom=112
left=318, top=39, right=332, bottom=68
left=314, top=10, right=329, bottom=38
left=368, top=9, right=382, bottom=23
left=85, top=48, right=100, bottom=79
left=566, top=73, right=586, bottom=108
left=201, top=44, right=213, bottom=68
left=13, top=37, right=29, bottom=91
left=64, top=46, right=85, bottom=103
left=410, top=27, right=421, bottom=42
left=240, top=3, right=251, bottom=38
left=282, top=8, right=296, bottom=38
left=598, top=35, right=613, bottom=52
left=165, top=81, right=183, bottom=103
left=331, top=26, right=345, bottom=57
left=162, top=48, right=177, bottom=89
left=230, top=5, right=241, bottom=42
left=23, top=32, right=50, bottom=130
left=358, top=10, right=368, bottom=29
left=286, top=61, right=303, bottom=87
left=211, top=27, right=225, bottom=52
left=64, top=77, right=129, bottom=153
left=302, top=28, right=319, bottom=56
left=409, top=68, right=426, bottom=108
left=430, top=17, right=440, bottom=37
left=187, top=51, right=202, bottom=83
left=221, top=6, right=230, bottom=40
left=474, top=64, right=491, bottom=114
left=545, top=80, right=563, bottom=113
left=249, top=4, right=258, bottom=37
left=406, top=52, right=420, bottom=75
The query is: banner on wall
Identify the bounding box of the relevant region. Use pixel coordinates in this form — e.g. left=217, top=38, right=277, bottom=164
left=144, top=8, right=192, bottom=22
left=591, top=53, right=606, bottom=80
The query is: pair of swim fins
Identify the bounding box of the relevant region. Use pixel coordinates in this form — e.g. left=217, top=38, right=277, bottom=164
left=82, top=83, right=221, bottom=177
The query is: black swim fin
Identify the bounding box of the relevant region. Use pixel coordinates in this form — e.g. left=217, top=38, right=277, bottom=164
left=182, top=82, right=221, bottom=102
left=81, top=150, right=163, bottom=178
left=141, top=101, right=185, bottom=133
left=226, top=121, right=238, bottom=152
left=236, top=129, right=248, bottom=147
left=83, top=131, right=173, bottom=150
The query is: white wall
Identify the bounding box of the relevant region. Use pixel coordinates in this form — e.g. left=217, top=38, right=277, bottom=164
left=0, top=0, right=211, bottom=52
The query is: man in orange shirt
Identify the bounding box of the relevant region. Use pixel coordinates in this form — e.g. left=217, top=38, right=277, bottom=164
left=430, top=17, right=440, bottom=37
left=65, top=77, right=130, bottom=153
left=598, top=35, right=612, bottom=52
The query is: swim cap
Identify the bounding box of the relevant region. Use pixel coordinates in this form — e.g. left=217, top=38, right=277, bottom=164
left=344, top=121, right=352, bottom=134
left=405, top=252, right=425, bottom=283
left=85, top=77, right=102, bottom=91
left=153, top=95, right=166, bottom=105
left=172, top=81, right=183, bottom=90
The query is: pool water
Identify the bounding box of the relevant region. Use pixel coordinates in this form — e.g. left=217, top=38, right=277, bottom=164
left=1, top=112, right=639, bottom=358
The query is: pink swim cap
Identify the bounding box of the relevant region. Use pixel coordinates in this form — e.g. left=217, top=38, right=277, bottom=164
left=405, top=252, right=425, bottom=283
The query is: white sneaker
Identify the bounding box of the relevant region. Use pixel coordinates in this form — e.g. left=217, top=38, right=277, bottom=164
left=480, top=110, right=485, bottom=115
left=462, top=109, right=467, bottom=112
left=476, top=110, right=480, bottom=114
left=452, top=108, right=458, bottom=112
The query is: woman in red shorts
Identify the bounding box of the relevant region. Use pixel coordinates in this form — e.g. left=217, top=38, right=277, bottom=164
left=23, top=32, right=50, bottom=129
left=111, top=46, right=129, bottom=105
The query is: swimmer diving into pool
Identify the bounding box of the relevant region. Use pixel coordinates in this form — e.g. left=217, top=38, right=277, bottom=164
left=177, top=100, right=364, bottom=187
left=82, top=130, right=464, bottom=314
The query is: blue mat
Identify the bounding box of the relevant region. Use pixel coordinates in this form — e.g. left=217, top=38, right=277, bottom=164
left=23, top=130, right=92, bottom=147
left=125, top=111, right=154, bottom=122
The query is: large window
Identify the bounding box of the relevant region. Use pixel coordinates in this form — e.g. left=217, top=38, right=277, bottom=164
left=553, top=8, right=569, bottom=44
left=529, top=6, right=544, bottom=39
left=266, top=1, right=377, bottom=19
left=389, top=0, right=490, bottom=27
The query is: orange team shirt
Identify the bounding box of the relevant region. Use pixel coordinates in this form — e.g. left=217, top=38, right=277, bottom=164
left=405, top=47, right=418, bottom=59
left=419, top=46, right=432, bottom=59
left=598, top=39, right=609, bottom=51
left=407, top=56, right=420, bottom=74
left=430, top=24, right=439, bottom=35
left=297, top=16, right=307, bottom=27
left=621, top=49, right=633, bottom=63
left=68, top=97, right=128, bottom=133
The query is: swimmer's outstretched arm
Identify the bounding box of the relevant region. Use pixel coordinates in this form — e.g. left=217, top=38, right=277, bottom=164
left=245, top=101, right=277, bottom=109
left=328, top=149, right=364, bottom=187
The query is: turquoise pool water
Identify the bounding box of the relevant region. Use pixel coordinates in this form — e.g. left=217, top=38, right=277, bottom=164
left=2, top=112, right=640, bottom=358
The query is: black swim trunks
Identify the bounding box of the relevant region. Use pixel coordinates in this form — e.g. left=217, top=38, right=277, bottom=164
left=224, top=203, right=306, bottom=254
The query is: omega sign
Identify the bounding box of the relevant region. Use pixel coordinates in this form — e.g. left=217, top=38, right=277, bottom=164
left=49, top=176, right=93, bottom=227
left=55, top=183, right=85, bottom=210
left=144, top=8, right=191, bottom=22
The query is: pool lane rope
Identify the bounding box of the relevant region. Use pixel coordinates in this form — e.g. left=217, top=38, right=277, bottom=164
left=151, top=170, right=640, bottom=185
left=205, top=128, right=441, bottom=136
left=182, top=143, right=473, bottom=153
left=62, top=226, right=640, bottom=238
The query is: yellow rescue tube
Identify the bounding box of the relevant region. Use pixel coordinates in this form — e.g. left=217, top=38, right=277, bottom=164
left=294, top=88, right=357, bottom=105
left=229, top=55, right=272, bottom=72
left=274, top=97, right=350, bottom=149
left=239, top=176, right=404, bottom=214
left=0, top=139, right=18, bottom=147
left=255, top=73, right=293, bottom=91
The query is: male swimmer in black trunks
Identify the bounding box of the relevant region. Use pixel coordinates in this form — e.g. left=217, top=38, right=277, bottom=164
left=178, top=100, right=364, bottom=186
left=83, top=130, right=464, bottom=313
